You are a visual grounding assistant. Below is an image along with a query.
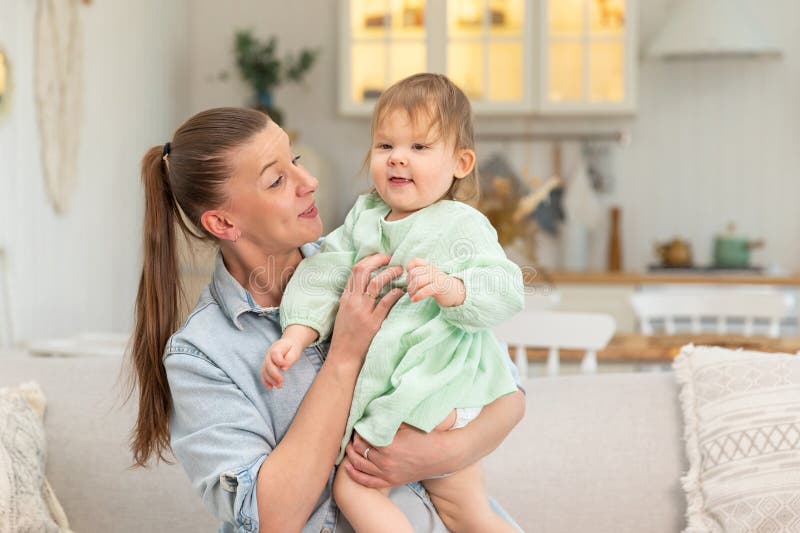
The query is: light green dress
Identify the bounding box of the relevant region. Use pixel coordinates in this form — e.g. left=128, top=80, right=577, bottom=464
left=280, top=193, right=524, bottom=462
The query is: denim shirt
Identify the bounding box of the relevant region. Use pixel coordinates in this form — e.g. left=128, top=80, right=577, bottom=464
left=164, top=241, right=524, bottom=533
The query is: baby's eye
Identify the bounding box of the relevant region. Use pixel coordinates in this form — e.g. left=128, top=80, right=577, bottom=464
left=377, top=143, right=392, bottom=150
left=412, top=144, right=428, bottom=150
left=292, top=155, right=302, bottom=165
left=269, top=175, right=284, bottom=188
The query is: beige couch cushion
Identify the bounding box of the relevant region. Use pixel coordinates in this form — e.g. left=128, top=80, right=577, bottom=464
left=484, top=372, right=687, bottom=533
left=674, top=345, right=800, bottom=532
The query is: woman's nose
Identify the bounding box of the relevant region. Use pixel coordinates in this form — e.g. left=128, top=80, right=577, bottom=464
left=297, top=166, right=318, bottom=194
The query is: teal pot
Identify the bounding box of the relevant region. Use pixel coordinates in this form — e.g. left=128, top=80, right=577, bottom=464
left=713, top=235, right=764, bottom=269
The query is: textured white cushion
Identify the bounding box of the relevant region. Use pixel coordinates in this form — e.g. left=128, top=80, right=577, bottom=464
left=674, top=345, right=800, bottom=532
left=0, top=381, right=72, bottom=533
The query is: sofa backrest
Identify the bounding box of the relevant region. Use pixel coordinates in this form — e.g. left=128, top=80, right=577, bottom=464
left=1, top=354, right=217, bottom=533
left=2, top=355, right=688, bottom=533
left=484, top=373, right=687, bottom=533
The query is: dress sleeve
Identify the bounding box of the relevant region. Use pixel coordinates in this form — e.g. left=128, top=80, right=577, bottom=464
left=279, top=198, right=364, bottom=340
left=437, top=208, right=525, bottom=333
left=165, top=352, right=273, bottom=532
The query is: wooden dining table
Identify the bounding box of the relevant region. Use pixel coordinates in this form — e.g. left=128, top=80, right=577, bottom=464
left=524, top=333, right=800, bottom=363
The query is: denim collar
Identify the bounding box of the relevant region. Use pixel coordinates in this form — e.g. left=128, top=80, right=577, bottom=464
left=210, top=241, right=322, bottom=331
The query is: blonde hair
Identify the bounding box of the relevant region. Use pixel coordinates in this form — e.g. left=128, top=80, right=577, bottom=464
left=368, top=73, right=479, bottom=203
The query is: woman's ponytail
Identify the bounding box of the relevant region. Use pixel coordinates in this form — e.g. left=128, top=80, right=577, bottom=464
left=129, top=146, right=183, bottom=467
left=127, top=107, right=268, bottom=467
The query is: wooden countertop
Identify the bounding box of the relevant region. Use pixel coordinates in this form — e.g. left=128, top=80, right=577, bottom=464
left=524, top=333, right=800, bottom=362
left=523, top=270, right=800, bottom=286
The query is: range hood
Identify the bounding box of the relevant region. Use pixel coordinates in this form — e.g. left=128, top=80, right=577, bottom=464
left=647, top=0, right=781, bottom=59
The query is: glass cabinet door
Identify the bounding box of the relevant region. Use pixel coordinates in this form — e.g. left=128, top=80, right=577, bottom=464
left=348, top=0, right=427, bottom=108
left=446, top=0, right=528, bottom=109
left=542, top=0, right=634, bottom=113
left=340, top=0, right=635, bottom=115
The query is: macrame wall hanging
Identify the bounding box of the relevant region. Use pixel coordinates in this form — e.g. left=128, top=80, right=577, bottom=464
left=34, top=0, right=85, bottom=215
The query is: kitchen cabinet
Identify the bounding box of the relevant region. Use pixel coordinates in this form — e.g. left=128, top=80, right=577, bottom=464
left=338, top=0, right=636, bottom=115
left=539, top=0, right=637, bottom=114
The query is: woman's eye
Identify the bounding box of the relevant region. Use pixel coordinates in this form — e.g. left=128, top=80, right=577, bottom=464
left=269, top=176, right=284, bottom=188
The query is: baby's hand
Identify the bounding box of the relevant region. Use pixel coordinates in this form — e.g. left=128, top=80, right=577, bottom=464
left=406, top=258, right=466, bottom=308
left=261, top=338, right=303, bottom=390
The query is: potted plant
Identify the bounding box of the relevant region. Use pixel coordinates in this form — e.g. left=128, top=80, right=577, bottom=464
left=234, top=30, right=319, bottom=126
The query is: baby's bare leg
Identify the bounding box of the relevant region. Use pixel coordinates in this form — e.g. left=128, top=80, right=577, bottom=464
left=333, top=456, right=413, bottom=533
left=423, top=461, right=517, bottom=533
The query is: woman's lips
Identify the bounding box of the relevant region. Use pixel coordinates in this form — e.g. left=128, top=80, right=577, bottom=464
left=299, top=204, right=318, bottom=218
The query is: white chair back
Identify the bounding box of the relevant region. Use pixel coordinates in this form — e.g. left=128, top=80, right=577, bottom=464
left=630, top=289, right=794, bottom=338
left=494, top=310, right=616, bottom=378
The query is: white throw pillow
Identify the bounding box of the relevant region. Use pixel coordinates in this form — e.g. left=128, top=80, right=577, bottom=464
left=0, top=381, right=72, bottom=533
left=673, top=344, right=800, bottom=533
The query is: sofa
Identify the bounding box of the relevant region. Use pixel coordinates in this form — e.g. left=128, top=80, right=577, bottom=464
left=1, top=354, right=688, bottom=532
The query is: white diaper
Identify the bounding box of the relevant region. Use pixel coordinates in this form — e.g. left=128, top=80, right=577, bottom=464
left=451, top=406, right=483, bottom=429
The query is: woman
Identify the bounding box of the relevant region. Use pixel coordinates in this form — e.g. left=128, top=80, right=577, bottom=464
left=128, top=107, right=525, bottom=532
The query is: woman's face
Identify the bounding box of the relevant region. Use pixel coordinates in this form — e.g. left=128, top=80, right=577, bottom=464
left=223, top=121, right=322, bottom=252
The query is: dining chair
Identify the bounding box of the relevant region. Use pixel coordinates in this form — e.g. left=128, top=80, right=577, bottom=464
left=494, top=310, right=616, bottom=378
left=630, top=288, right=795, bottom=338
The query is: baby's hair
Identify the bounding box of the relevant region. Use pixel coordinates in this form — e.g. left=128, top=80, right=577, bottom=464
left=368, top=73, right=479, bottom=203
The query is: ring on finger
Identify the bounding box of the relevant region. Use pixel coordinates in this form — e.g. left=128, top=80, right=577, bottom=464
left=363, top=446, right=372, bottom=461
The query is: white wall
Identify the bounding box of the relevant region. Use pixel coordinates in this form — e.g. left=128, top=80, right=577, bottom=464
left=186, top=0, right=800, bottom=273
left=2, top=0, right=795, bottom=342
left=0, top=0, right=189, bottom=343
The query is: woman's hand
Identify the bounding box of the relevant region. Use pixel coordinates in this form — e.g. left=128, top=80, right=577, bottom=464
left=342, top=424, right=456, bottom=488
left=329, top=254, right=404, bottom=364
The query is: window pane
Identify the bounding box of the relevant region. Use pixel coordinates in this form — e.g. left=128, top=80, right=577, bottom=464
left=389, top=41, right=427, bottom=84
left=489, top=0, right=524, bottom=36
left=352, top=42, right=387, bottom=102
left=448, top=0, right=485, bottom=38
left=590, top=0, right=625, bottom=36
left=549, top=0, right=585, bottom=37
left=391, top=0, right=425, bottom=37
left=352, top=0, right=390, bottom=38
left=549, top=41, right=583, bottom=102
left=448, top=41, right=484, bottom=100
left=488, top=42, right=523, bottom=101
left=589, top=40, right=624, bottom=102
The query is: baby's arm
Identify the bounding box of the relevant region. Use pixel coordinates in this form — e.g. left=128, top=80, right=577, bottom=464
left=260, top=324, right=319, bottom=389
left=420, top=206, right=525, bottom=332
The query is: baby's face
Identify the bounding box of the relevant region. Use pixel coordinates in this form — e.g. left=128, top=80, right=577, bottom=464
left=370, top=109, right=469, bottom=221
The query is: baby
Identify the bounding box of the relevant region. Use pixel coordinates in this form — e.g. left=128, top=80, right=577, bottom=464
left=263, top=73, right=523, bottom=532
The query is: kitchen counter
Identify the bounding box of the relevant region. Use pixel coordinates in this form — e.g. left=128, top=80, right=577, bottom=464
left=524, top=270, right=800, bottom=286
left=524, top=333, right=800, bottom=363
left=520, top=270, right=800, bottom=333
